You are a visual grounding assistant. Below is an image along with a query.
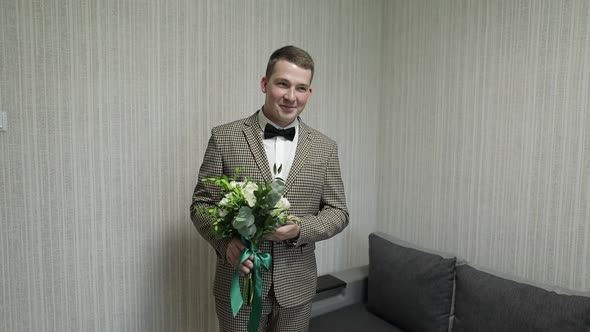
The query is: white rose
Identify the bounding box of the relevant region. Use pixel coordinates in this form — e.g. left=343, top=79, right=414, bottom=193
left=241, top=182, right=258, bottom=207
left=219, top=196, right=230, bottom=207
left=274, top=197, right=290, bottom=211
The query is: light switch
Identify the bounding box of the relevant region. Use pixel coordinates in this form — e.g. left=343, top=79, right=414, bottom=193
left=0, top=111, right=6, bottom=131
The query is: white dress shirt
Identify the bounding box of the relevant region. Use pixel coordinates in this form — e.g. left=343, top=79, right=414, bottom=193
left=258, top=110, right=299, bottom=181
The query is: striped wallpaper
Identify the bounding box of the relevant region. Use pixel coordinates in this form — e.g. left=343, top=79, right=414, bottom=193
left=378, top=0, right=590, bottom=291
left=0, top=1, right=380, bottom=331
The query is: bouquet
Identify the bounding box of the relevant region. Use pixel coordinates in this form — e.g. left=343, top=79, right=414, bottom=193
left=199, top=168, right=292, bottom=332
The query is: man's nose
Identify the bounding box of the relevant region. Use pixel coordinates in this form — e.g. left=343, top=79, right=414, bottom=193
left=284, top=88, right=295, bottom=101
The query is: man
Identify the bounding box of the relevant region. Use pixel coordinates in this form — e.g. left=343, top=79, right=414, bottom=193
left=191, top=45, right=349, bottom=331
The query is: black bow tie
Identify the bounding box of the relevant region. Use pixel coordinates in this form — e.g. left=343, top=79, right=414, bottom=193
left=264, top=124, right=295, bottom=141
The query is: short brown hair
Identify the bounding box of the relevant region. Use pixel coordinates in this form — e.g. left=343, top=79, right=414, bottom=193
left=265, top=45, right=315, bottom=82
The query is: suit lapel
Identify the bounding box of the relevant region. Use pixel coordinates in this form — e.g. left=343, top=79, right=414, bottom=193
left=285, top=121, right=314, bottom=195
left=243, top=113, right=273, bottom=182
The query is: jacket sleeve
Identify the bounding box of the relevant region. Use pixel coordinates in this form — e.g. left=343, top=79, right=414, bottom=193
left=293, top=143, right=349, bottom=246
left=190, top=131, right=231, bottom=260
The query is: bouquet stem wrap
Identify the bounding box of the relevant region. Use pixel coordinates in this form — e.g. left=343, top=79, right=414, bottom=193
left=230, top=237, right=271, bottom=332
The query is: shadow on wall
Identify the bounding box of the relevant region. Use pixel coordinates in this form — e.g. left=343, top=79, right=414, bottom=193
left=141, top=219, right=217, bottom=332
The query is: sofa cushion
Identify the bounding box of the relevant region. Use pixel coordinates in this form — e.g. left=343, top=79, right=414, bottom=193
left=367, top=233, right=456, bottom=332
left=310, top=303, right=402, bottom=332
left=454, top=264, right=590, bottom=332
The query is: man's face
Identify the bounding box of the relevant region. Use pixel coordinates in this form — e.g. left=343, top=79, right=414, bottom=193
left=261, top=60, right=313, bottom=127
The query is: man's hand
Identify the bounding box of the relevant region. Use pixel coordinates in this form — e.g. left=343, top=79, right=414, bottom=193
left=226, top=238, right=253, bottom=276
left=264, top=216, right=301, bottom=242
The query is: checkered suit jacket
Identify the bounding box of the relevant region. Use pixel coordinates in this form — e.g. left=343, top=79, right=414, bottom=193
left=191, top=111, right=349, bottom=308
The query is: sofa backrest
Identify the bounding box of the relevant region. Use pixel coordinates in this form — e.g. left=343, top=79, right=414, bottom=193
left=453, top=264, right=590, bottom=332
left=367, top=232, right=590, bottom=331
left=368, top=232, right=456, bottom=332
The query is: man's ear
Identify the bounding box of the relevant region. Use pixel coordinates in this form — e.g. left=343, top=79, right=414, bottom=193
left=260, top=77, right=268, bottom=93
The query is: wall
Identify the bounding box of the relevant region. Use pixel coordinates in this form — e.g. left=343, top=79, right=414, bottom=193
left=378, top=0, right=590, bottom=291
left=0, top=0, right=382, bottom=331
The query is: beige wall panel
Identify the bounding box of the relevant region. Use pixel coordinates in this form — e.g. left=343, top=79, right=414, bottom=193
left=378, top=0, right=590, bottom=292
left=0, top=0, right=382, bottom=330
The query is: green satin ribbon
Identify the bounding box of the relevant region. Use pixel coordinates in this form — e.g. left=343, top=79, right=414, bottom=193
left=230, top=239, right=271, bottom=332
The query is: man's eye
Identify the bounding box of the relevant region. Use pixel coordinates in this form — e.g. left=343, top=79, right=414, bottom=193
left=297, top=87, right=308, bottom=92
left=277, top=82, right=288, bottom=87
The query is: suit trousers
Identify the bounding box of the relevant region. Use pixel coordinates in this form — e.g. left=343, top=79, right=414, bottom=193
left=215, top=287, right=312, bottom=332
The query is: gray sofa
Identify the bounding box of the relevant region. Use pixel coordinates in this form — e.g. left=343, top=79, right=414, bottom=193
left=310, top=232, right=590, bottom=332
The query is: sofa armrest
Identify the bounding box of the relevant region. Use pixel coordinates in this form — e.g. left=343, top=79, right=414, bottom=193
left=311, top=265, right=369, bottom=317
